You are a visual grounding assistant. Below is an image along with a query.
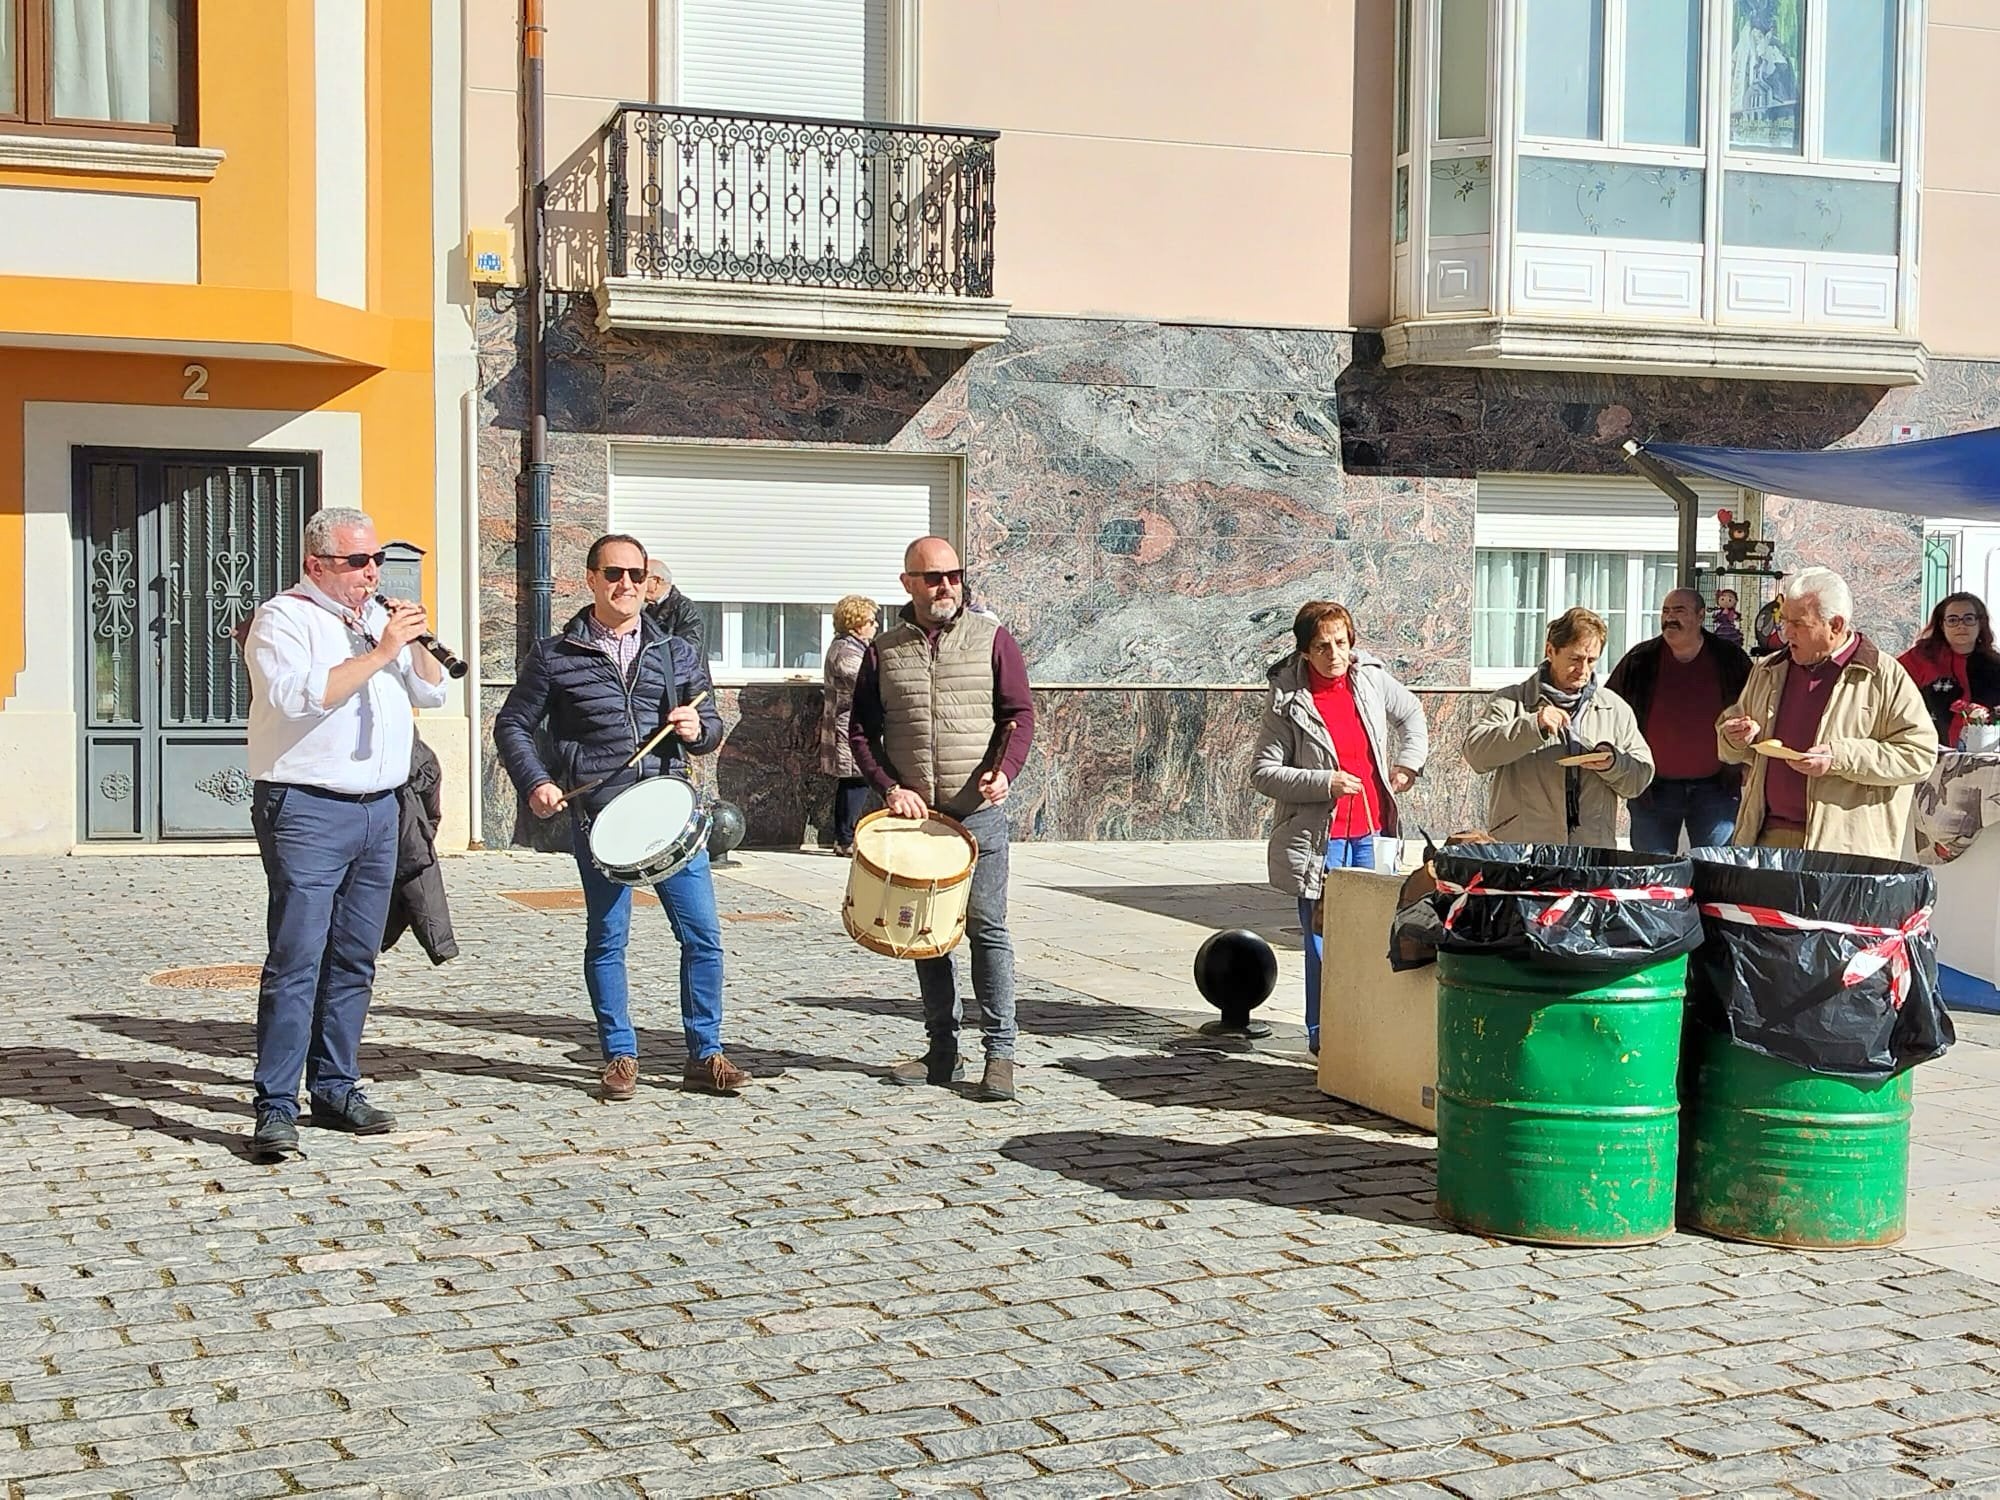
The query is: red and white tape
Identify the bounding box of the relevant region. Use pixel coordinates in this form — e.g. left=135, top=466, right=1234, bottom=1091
left=1434, top=872, right=1693, bottom=931
left=1699, top=900, right=1931, bottom=1010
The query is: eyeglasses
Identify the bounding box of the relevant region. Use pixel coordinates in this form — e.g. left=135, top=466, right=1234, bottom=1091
left=1944, top=614, right=1984, bottom=627
left=913, top=568, right=964, bottom=587
left=595, top=566, right=647, bottom=584
left=315, top=550, right=387, bottom=570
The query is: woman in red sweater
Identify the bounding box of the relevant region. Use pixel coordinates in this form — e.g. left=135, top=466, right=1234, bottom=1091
left=1899, top=592, right=2000, bottom=746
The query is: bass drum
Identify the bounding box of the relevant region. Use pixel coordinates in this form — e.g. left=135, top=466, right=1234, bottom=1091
left=842, top=809, right=978, bottom=960
left=586, top=776, right=712, bottom=887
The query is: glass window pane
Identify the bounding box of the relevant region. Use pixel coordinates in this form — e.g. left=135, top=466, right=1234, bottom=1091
left=740, top=604, right=778, bottom=669
left=695, top=602, right=723, bottom=664
left=1428, top=155, right=1491, bottom=237
left=1624, top=0, right=1702, bottom=147
left=1474, top=550, right=1548, bottom=672
left=0, top=0, right=16, bottom=115
left=1394, top=164, right=1410, bottom=244
left=1641, top=554, right=1679, bottom=614
left=1436, top=0, right=1489, bottom=140
left=1565, top=552, right=1631, bottom=665
left=1523, top=0, right=1605, bottom=141
left=50, top=0, right=181, bottom=125
left=1730, top=0, right=1803, bottom=154
left=1395, top=0, right=1412, bottom=154
left=1517, top=159, right=1704, bottom=242
left=1722, top=171, right=1899, bottom=255
left=1824, top=0, right=1899, bottom=162
left=781, top=605, right=824, bottom=671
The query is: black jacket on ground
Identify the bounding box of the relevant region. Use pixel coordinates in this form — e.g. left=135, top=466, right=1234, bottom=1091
left=645, top=586, right=706, bottom=659
left=1605, top=630, right=1753, bottom=769
left=494, top=608, right=725, bottom=816
left=383, top=734, right=458, bottom=964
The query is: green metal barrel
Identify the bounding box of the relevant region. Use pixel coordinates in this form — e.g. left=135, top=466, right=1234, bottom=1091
left=1435, top=952, right=1686, bottom=1246
left=1680, top=1026, right=1913, bottom=1247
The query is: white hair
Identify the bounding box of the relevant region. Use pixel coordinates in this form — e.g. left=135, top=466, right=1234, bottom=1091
left=649, top=561, right=671, bottom=583
left=304, top=507, right=372, bottom=561
left=1780, top=566, right=1854, bottom=624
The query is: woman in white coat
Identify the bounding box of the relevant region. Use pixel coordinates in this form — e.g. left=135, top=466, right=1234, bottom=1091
left=1251, top=600, right=1429, bottom=1053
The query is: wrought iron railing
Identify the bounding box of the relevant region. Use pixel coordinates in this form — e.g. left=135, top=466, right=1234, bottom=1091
left=604, top=104, right=998, bottom=299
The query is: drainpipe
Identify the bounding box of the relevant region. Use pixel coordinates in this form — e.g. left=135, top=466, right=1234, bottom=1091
left=521, top=0, right=553, bottom=642
left=1623, top=440, right=1704, bottom=588
left=462, top=390, right=484, bottom=848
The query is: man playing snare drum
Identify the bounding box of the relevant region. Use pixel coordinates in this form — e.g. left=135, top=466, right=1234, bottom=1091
left=494, top=533, right=744, bottom=1103
left=850, top=536, right=1036, bottom=1102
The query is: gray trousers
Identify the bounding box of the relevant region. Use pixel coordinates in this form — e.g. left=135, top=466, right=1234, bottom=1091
left=915, top=802, right=1017, bottom=1059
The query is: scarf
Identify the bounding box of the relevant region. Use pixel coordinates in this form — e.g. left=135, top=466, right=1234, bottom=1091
left=1537, top=664, right=1598, bottom=833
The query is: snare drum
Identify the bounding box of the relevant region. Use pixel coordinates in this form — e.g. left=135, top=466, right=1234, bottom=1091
left=842, top=809, right=978, bottom=960
left=586, top=776, right=712, bottom=887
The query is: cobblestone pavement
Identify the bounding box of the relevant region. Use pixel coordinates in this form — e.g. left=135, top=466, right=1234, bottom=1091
left=3, top=853, right=2000, bottom=1500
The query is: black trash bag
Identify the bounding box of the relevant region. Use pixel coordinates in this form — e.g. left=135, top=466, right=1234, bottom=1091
left=1686, top=845, right=1953, bottom=1079
left=1419, top=843, right=1702, bottom=970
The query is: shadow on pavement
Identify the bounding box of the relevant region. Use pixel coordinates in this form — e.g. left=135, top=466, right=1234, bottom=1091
left=999, top=1127, right=1441, bottom=1228
left=0, top=1044, right=250, bottom=1154
left=1046, top=883, right=1301, bottom=947
left=1059, top=1052, right=1432, bottom=1137
left=786, top=990, right=1197, bottom=1046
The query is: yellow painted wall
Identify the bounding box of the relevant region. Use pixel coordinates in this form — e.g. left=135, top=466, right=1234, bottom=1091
left=0, top=0, right=439, bottom=704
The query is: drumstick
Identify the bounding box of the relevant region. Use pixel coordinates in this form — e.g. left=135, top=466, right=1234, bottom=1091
left=559, top=691, right=710, bottom=802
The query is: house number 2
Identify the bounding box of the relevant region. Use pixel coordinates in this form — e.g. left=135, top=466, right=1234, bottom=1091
left=182, top=364, right=210, bottom=402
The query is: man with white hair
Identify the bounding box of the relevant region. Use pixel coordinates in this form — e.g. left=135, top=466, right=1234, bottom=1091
left=1718, top=566, right=1934, bottom=855
left=242, top=507, right=448, bottom=1161
left=642, top=560, right=706, bottom=659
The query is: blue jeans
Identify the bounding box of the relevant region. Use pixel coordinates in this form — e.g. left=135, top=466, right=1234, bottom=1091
left=916, top=803, right=1017, bottom=1060
left=573, top=830, right=726, bottom=1063
left=251, top=783, right=399, bottom=1120
left=1628, top=775, right=1740, bottom=856
left=1300, top=835, right=1377, bottom=1052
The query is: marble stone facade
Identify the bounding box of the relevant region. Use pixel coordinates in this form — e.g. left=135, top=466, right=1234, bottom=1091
left=474, top=295, right=1999, bottom=849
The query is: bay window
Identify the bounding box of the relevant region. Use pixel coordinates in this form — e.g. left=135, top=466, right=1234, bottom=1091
left=1, top=0, right=193, bottom=143
left=1388, top=0, right=1925, bottom=382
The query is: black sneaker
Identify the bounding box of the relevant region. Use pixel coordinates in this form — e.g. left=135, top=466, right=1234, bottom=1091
left=308, top=1091, right=396, bottom=1135
left=249, top=1109, right=302, bottom=1163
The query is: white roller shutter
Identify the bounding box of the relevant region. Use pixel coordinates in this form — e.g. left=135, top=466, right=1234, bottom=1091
left=677, top=0, right=889, bottom=120
left=1475, top=473, right=1741, bottom=553
left=610, top=444, right=956, bottom=606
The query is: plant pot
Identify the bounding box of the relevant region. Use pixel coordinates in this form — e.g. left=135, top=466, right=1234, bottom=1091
left=1960, top=724, right=2000, bottom=755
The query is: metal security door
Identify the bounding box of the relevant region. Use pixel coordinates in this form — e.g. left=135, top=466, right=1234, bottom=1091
left=77, top=451, right=317, bottom=841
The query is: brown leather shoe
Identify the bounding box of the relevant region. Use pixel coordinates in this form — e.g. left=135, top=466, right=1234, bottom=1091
left=684, top=1053, right=751, bottom=1095
left=890, top=1048, right=964, bottom=1087
left=600, top=1056, right=638, bottom=1102
left=976, top=1057, right=1016, bottom=1102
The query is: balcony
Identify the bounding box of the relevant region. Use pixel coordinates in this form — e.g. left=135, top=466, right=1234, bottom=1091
left=598, top=104, right=1009, bottom=349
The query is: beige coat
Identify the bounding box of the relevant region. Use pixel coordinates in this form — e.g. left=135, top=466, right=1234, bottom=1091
left=1715, top=634, right=1936, bottom=857
left=1463, top=673, right=1654, bottom=846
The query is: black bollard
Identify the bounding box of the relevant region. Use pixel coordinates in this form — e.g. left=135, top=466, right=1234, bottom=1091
left=1193, top=928, right=1278, bottom=1039
left=707, top=798, right=747, bottom=868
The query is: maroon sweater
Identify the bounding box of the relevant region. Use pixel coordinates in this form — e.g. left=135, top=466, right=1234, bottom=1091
left=1764, top=636, right=1859, bottom=827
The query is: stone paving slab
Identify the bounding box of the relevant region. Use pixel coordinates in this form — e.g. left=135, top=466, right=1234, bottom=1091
left=0, top=852, right=1997, bottom=1498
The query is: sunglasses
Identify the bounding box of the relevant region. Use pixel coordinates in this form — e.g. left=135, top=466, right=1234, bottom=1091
left=913, top=568, right=964, bottom=587
left=315, top=550, right=387, bottom=569
left=595, top=566, right=647, bottom=584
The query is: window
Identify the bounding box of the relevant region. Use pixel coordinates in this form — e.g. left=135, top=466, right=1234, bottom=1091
left=609, top=443, right=954, bottom=684
left=1728, top=0, right=1901, bottom=163
left=1472, top=474, right=1739, bottom=685
left=1, top=0, right=193, bottom=142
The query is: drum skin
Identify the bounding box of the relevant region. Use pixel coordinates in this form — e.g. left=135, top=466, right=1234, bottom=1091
left=843, top=809, right=978, bottom=960
left=587, top=777, right=713, bottom=887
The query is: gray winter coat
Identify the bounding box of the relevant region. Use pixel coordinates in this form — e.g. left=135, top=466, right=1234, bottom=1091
left=1251, top=651, right=1430, bottom=899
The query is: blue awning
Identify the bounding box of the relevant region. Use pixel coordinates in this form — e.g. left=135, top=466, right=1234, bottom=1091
left=1643, top=427, right=2000, bottom=521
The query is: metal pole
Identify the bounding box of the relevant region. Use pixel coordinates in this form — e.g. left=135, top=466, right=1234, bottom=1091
left=521, top=0, right=553, bottom=643
left=1622, top=439, right=1704, bottom=587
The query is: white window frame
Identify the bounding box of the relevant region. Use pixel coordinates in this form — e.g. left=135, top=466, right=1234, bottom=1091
left=696, top=600, right=856, bottom=684
left=1472, top=547, right=1684, bottom=687
left=651, top=0, right=920, bottom=121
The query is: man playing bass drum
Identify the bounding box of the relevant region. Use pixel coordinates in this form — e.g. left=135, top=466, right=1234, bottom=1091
left=494, top=533, right=747, bottom=1104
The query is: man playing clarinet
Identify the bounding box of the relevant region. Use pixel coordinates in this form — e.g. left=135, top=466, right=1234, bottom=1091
left=242, top=508, right=447, bottom=1162
left=849, top=536, right=1035, bottom=1102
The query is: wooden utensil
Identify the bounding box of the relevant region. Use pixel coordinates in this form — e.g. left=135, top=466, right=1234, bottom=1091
left=559, top=690, right=710, bottom=801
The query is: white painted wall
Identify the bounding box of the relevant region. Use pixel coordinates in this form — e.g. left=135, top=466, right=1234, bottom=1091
left=0, top=187, right=198, bottom=283
left=315, top=0, right=370, bottom=309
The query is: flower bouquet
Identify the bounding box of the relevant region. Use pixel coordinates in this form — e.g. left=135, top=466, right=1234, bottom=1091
left=1953, top=700, right=2000, bottom=754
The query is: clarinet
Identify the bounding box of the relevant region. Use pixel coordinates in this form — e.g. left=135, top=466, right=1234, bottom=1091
left=374, top=594, right=470, bottom=679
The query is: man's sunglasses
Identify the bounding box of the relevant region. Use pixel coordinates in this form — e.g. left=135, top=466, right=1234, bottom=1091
left=316, top=550, right=387, bottom=569
left=913, top=568, right=964, bottom=587
left=595, top=565, right=647, bottom=584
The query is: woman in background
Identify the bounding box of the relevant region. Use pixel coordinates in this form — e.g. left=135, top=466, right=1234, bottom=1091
left=820, top=594, right=879, bottom=855
left=1900, top=592, right=2000, bottom=745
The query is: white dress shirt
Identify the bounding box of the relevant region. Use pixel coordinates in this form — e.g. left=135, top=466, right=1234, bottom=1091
left=246, top=579, right=450, bottom=794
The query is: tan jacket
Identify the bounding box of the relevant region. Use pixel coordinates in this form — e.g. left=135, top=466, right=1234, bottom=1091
left=1463, top=673, right=1654, bottom=846
left=1716, top=634, right=1936, bottom=857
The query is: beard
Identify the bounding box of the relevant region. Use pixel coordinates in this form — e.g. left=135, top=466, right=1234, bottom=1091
left=918, top=596, right=962, bottom=626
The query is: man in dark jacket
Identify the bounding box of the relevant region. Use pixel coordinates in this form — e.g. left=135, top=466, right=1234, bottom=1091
left=644, top=562, right=706, bottom=660
left=1606, top=587, right=1753, bottom=854
left=495, top=534, right=744, bottom=1104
